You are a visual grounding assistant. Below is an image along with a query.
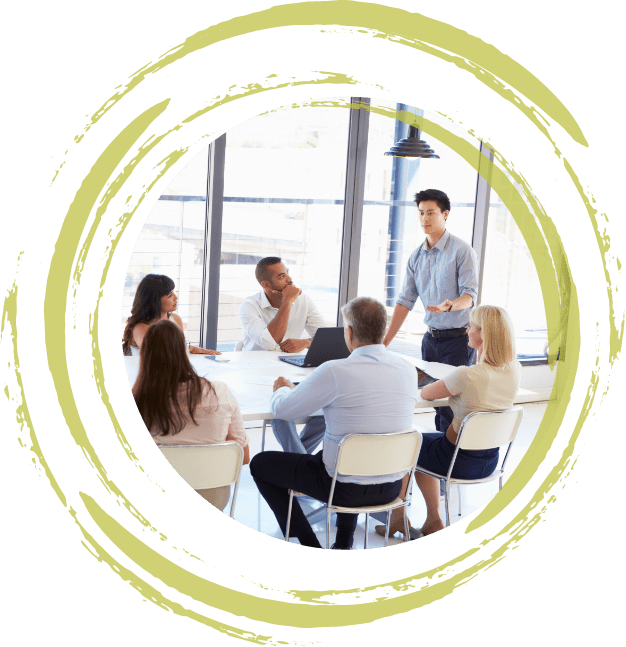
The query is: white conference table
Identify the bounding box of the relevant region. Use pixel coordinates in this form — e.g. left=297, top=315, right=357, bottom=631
left=125, top=350, right=535, bottom=527
left=124, top=350, right=536, bottom=421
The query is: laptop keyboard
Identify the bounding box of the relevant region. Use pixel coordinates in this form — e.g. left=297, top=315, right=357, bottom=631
left=279, top=356, right=306, bottom=366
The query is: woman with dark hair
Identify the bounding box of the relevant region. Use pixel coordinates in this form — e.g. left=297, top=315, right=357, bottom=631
left=122, top=273, right=221, bottom=356
left=133, top=319, right=249, bottom=510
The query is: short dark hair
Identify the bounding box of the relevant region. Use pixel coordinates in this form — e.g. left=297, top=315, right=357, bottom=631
left=255, top=257, right=282, bottom=284
left=341, top=297, right=387, bottom=345
left=414, top=189, right=451, bottom=213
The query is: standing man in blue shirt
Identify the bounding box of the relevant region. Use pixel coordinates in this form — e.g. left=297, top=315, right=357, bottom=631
left=383, top=188, right=478, bottom=437
left=250, top=297, right=417, bottom=549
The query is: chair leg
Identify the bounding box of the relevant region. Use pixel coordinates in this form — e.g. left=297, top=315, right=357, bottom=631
left=444, top=481, right=450, bottom=527
left=364, top=513, right=369, bottom=550
left=384, top=511, right=391, bottom=547
left=262, top=420, right=267, bottom=452
left=285, top=490, right=294, bottom=541
left=403, top=506, right=410, bottom=542
left=229, top=488, right=237, bottom=519
left=457, top=484, right=462, bottom=517
left=326, top=509, right=331, bottom=549
left=257, top=486, right=262, bottom=533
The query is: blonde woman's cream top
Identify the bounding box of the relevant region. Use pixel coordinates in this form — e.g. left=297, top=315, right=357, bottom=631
left=443, top=360, right=521, bottom=433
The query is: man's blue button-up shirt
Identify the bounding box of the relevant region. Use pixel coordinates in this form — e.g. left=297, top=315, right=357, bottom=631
left=397, top=230, right=478, bottom=329
left=270, top=344, right=418, bottom=484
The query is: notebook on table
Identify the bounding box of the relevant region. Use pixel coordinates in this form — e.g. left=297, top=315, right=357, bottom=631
left=417, top=368, right=438, bottom=388
left=279, top=327, right=350, bottom=368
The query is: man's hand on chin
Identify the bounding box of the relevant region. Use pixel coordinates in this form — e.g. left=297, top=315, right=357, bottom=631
left=273, top=377, right=295, bottom=392
left=279, top=338, right=310, bottom=353
left=273, top=283, right=302, bottom=306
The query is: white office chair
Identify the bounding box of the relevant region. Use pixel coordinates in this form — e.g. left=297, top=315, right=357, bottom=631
left=414, top=406, right=524, bottom=527
left=159, top=442, right=244, bottom=518
left=285, top=429, right=422, bottom=549
left=234, top=339, right=244, bottom=352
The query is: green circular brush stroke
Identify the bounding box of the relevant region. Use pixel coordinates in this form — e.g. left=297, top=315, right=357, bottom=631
left=25, top=3, right=621, bottom=644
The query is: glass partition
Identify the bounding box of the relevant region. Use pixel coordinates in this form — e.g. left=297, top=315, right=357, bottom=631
left=124, top=100, right=545, bottom=361
left=481, top=188, right=549, bottom=359
left=122, top=147, right=209, bottom=345
left=357, top=102, right=481, bottom=351
left=217, top=105, right=351, bottom=349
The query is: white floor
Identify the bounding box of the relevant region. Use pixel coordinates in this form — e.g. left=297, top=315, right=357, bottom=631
left=225, top=402, right=549, bottom=550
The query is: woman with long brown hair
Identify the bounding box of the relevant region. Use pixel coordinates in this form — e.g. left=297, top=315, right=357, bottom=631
left=122, top=273, right=221, bottom=356
left=133, top=319, right=249, bottom=509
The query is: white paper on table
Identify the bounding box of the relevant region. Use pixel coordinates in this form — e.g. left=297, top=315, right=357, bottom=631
left=234, top=358, right=289, bottom=369
left=228, top=390, right=270, bottom=412
left=195, top=361, right=238, bottom=378
left=420, top=361, right=455, bottom=380
left=394, top=353, right=455, bottom=381
left=243, top=375, right=276, bottom=386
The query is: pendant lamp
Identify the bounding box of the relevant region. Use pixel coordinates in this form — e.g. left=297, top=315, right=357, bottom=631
left=384, top=124, right=439, bottom=159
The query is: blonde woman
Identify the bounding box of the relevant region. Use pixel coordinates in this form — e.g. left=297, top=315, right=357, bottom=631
left=378, top=305, right=521, bottom=538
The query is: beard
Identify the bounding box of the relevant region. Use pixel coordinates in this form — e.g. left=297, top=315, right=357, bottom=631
left=269, top=281, right=293, bottom=292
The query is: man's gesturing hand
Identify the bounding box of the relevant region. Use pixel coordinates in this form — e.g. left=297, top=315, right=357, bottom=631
left=426, top=299, right=453, bottom=313
left=273, top=377, right=295, bottom=392
left=279, top=338, right=310, bottom=353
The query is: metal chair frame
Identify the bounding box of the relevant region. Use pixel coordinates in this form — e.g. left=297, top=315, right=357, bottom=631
left=414, top=406, right=524, bottom=527
left=285, top=429, right=422, bottom=549
left=159, top=442, right=244, bottom=518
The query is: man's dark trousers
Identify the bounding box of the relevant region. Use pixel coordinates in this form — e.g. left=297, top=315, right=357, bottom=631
left=421, top=331, right=476, bottom=433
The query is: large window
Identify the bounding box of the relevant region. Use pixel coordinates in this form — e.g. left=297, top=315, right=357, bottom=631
left=481, top=188, right=548, bottom=359
left=122, top=148, right=208, bottom=344
left=123, top=98, right=548, bottom=362
left=217, top=105, right=350, bottom=349
left=357, top=103, right=481, bottom=349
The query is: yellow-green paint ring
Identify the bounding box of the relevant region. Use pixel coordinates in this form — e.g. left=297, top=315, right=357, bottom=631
left=2, top=0, right=617, bottom=640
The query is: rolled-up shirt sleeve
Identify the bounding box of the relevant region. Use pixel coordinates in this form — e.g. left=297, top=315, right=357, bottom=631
left=457, top=246, right=478, bottom=304
left=396, top=250, right=420, bottom=311
left=303, top=295, right=329, bottom=338
left=238, top=300, right=280, bottom=350
left=270, top=365, right=337, bottom=421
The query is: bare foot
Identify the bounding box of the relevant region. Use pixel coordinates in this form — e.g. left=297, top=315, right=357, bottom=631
left=375, top=518, right=411, bottom=538
left=421, top=519, right=445, bottom=536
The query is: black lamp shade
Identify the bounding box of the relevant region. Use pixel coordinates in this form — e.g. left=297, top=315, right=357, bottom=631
left=384, top=137, right=439, bottom=158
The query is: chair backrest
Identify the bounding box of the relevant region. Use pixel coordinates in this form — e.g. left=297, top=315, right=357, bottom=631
left=336, top=430, right=422, bottom=478
left=159, top=442, right=244, bottom=489
left=456, top=406, right=524, bottom=451
left=234, top=339, right=244, bottom=352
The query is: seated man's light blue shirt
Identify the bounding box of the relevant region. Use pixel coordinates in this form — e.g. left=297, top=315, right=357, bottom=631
left=397, top=230, right=478, bottom=330
left=270, top=344, right=418, bottom=484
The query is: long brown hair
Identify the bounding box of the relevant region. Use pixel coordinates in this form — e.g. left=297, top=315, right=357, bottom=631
left=122, top=274, right=175, bottom=355
left=132, top=319, right=215, bottom=436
